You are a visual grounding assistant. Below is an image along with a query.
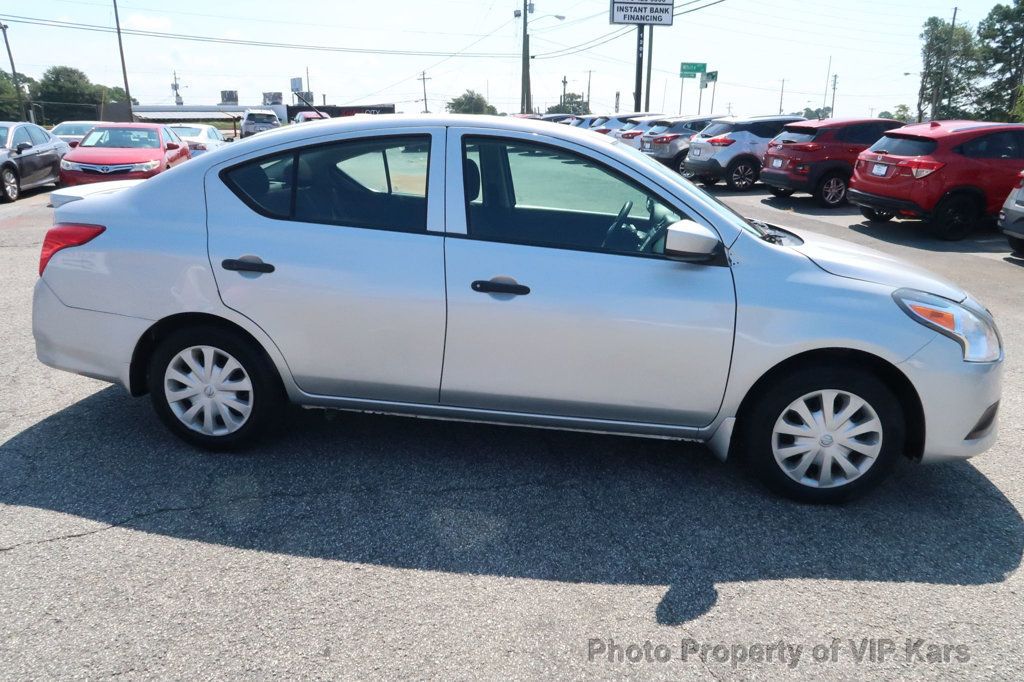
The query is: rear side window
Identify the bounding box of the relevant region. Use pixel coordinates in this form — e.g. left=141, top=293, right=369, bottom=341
left=959, top=131, right=1024, bottom=159
left=223, top=152, right=295, bottom=218
left=749, top=121, right=787, bottom=139
left=700, top=122, right=734, bottom=137
left=869, top=135, right=937, bottom=157
left=590, top=117, right=610, bottom=128
left=27, top=126, right=50, bottom=145
left=836, top=123, right=887, bottom=145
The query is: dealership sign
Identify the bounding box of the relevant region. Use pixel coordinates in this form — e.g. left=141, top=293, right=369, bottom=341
left=609, top=0, right=675, bottom=26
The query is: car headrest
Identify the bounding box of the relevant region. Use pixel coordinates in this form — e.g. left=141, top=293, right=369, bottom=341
left=464, top=158, right=481, bottom=202
left=233, top=163, right=269, bottom=198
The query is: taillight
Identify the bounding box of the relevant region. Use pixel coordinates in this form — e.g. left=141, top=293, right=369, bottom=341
left=707, top=135, right=735, bottom=147
left=621, top=130, right=643, bottom=139
left=789, top=142, right=822, bottom=152
left=39, top=224, right=105, bottom=276
left=191, top=143, right=207, bottom=151
left=593, top=128, right=611, bottom=134
left=652, top=134, right=680, bottom=144
left=895, top=158, right=945, bottom=179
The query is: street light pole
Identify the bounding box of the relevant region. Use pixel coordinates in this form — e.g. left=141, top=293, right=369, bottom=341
left=0, top=22, right=24, bottom=121
left=520, top=0, right=531, bottom=114
left=112, top=0, right=133, bottom=114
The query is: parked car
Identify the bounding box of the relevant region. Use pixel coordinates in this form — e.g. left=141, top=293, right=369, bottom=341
left=49, top=120, right=103, bottom=145
left=569, top=115, right=604, bottom=129
left=168, top=124, right=230, bottom=157
left=0, top=121, right=69, bottom=202
left=849, top=120, right=1024, bottom=240
left=998, top=172, right=1024, bottom=253
left=613, top=114, right=666, bottom=149
left=292, top=111, right=331, bottom=124
left=33, top=115, right=1003, bottom=503
left=640, top=114, right=722, bottom=174
left=541, top=113, right=574, bottom=123
left=240, top=109, right=282, bottom=138
left=590, top=112, right=661, bottom=135
left=684, top=115, right=806, bottom=191
left=761, top=118, right=903, bottom=207
left=59, top=123, right=190, bottom=186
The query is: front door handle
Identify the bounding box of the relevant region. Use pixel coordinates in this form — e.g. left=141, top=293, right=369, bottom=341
left=471, top=279, right=530, bottom=296
left=222, top=258, right=275, bottom=274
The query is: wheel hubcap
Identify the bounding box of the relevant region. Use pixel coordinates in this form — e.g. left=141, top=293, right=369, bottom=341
left=823, top=178, right=845, bottom=204
left=733, top=165, right=754, bottom=188
left=3, top=171, right=16, bottom=198
left=164, top=345, right=253, bottom=436
left=771, top=389, right=882, bottom=489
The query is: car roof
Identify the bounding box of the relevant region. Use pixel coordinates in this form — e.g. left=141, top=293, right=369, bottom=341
left=244, top=109, right=278, bottom=115
left=783, top=117, right=901, bottom=129
left=650, top=114, right=726, bottom=124
left=712, top=115, right=806, bottom=124
left=52, top=120, right=103, bottom=126
left=891, top=120, right=1024, bottom=138
left=92, top=122, right=164, bottom=130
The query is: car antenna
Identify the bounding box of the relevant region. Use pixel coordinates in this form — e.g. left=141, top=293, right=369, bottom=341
left=294, top=91, right=326, bottom=119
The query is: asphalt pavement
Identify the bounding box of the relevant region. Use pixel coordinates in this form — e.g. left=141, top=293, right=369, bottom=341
left=0, top=184, right=1021, bottom=679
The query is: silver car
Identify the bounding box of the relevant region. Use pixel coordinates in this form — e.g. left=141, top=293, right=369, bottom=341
left=613, top=114, right=666, bottom=149
left=684, top=115, right=805, bottom=190
left=240, top=109, right=281, bottom=138
left=590, top=112, right=661, bottom=136
left=640, top=115, right=723, bottom=173
left=33, top=115, right=1003, bottom=503
left=999, top=176, right=1024, bottom=254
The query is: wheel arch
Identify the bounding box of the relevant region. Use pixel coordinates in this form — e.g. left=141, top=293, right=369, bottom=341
left=729, top=347, right=925, bottom=461
left=727, top=153, right=762, bottom=171
left=938, top=185, right=986, bottom=212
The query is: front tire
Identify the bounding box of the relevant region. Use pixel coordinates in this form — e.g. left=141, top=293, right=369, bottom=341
left=726, top=158, right=760, bottom=191
left=1, top=167, right=19, bottom=202
left=859, top=206, right=894, bottom=223
left=148, top=325, right=284, bottom=450
left=737, top=366, right=904, bottom=504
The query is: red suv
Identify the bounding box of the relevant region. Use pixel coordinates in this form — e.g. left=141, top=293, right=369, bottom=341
left=761, top=118, right=902, bottom=207
left=849, top=120, right=1024, bottom=240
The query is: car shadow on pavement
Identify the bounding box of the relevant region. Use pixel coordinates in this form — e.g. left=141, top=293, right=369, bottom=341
left=847, top=220, right=1012, bottom=254
left=1, top=387, right=1021, bottom=626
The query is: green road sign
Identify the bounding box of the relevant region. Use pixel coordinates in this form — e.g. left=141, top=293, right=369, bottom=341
left=705, top=70, right=719, bottom=82
left=680, top=62, right=707, bottom=76
left=680, top=72, right=696, bottom=79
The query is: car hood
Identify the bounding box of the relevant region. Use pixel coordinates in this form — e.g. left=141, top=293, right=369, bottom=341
left=65, top=147, right=163, bottom=164
left=790, top=229, right=967, bottom=302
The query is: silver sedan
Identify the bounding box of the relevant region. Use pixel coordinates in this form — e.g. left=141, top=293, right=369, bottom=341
left=32, top=115, right=1003, bottom=503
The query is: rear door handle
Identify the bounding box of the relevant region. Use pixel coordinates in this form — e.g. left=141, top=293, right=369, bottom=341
left=222, top=258, right=275, bottom=274
left=471, top=279, right=530, bottom=296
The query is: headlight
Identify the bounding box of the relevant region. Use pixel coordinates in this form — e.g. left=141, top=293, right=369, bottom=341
left=131, top=160, right=160, bottom=172
left=60, top=159, right=81, bottom=171
left=893, top=288, right=1001, bottom=362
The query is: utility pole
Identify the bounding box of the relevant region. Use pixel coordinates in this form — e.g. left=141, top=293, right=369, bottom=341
left=586, top=70, right=592, bottom=109
left=0, top=23, right=24, bottom=121
left=822, top=55, right=832, bottom=110
left=171, top=70, right=183, bottom=106
left=561, top=75, right=568, bottom=107
left=633, top=25, right=644, bottom=111
left=418, top=71, right=431, bottom=113
left=727, top=102, right=733, bottom=115
left=112, top=0, right=133, bottom=114
left=678, top=77, right=684, bottom=115
left=306, top=65, right=311, bottom=102
left=830, top=73, right=838, bottom=116
left=778, top=79, right=785, bottom=115
left=519, top=0, right=532, bottom=114
left=644, top=25, right=654, bottom=111
left=931, top=6, right=958, bottom=120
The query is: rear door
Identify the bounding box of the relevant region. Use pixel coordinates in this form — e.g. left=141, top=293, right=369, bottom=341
left=26, top=125, right=60, bottom=184
left=205, top=127, right=447, bottom=402
left=957, top=131, right=1024, bottom=213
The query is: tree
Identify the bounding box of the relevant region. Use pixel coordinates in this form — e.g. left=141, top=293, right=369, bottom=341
left=0, top=71, right=36, bottom=120
left=800, top=106, right=831, bottom=119
left=893, top=104, right=914, bottom=122
left=446, top=90, right=497, bottom=115
left=916, top=16, right=982, bottom=121
left=975, top=0, right=1024, bottom=121
left=546, top=93, right=590, bottom=115
left=26, top=66, right=137, bottom=123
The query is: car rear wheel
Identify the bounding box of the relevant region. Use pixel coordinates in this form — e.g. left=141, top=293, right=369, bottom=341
left=1007, top=235, right=1024, bottom=254
left=672, top=151, right=689, bottom=175
left=737, top=365, right=903, bottom=504
left=767, top=186, right=795, bottom=198
left=1, top=167, right=19, bottom=203
left=859, top=206, right=894, bottom=223
left=930, top=194, right=980, bottom=241
left=726, top=159, right=760, bottom=191
left=148, top=325, right=284, bottom=450
left=815, top=172, right=848, bottom=208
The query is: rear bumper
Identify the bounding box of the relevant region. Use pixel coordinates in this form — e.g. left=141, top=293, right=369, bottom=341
left=682, top=156, right=725, bottom=179
left=848, top=188, right=927, bottom=218
left=760, top=169, right=814, bottom=192
left=33, top=279, right=150, bottom=390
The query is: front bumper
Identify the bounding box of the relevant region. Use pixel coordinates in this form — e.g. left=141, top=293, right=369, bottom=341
left=682, top=156, right=725, bottom=179
left=848, top=188, right=927, bottom=218
left=899, top=336, right=1003, bottom=463
left=60, top=169, right=158, bottom=186
left=33, top=279, right=151, bottom=390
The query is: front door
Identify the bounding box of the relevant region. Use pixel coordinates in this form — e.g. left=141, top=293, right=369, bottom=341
left=439, top=131, right=736, bottom=426
left=204, top=128, right=447, bottom=402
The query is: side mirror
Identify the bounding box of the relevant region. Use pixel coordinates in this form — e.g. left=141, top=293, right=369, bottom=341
left=664, top=219, right=721, bottom=263
left=165, top=142, right=179, bottom=150
left=68, top=140, right=79, bottom=148
left=15, top=142, right=32, bottom=153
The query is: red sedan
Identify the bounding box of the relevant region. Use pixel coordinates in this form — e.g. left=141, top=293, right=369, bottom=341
left=59, top=123, right=190, bottom=186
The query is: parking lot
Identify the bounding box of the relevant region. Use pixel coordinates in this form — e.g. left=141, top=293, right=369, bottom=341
left=1, top=183, right=1022, bottom=678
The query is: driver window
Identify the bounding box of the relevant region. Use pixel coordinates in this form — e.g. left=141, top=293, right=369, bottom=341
left=463, top=136, right=683, bottom=256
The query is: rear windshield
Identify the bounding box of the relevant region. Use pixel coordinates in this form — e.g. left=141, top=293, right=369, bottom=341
left=589, top=117, right=610, bottom=128
left=646, top=121, right=674, bottom=135
left=774, top=127, right=819, bottom=144
left=700, top=122, right=735, bottom=137
left=170, top=126, right=202, bottom=136
left=247, top=113, right=278, bottom=124
left=51, top=123, right=96, bottom=136
left=868, top=134, right=937, bottom=156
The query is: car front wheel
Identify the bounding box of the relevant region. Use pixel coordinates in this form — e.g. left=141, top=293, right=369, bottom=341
left=738, top=366, right=903, bottom=503
left=1, top=167, right=19, bottom=202
left=148, top=325, right=284, bottom=450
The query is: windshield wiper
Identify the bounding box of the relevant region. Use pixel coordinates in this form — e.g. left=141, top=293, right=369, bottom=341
left=748, top=218, right=785, bottom=244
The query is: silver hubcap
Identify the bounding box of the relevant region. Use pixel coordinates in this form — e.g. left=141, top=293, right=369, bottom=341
left=771, top=389, right=883, bottom=489
left=3, top=170, right=16, bottom=199
left=732, top=165, right=755, bottom=188
left=164, top=345, right=253, bottom=436
left=823, top=177, right=845, bottom=204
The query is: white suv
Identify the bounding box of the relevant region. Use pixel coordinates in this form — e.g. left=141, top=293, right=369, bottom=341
left=684, top=115, right=805, bottom=190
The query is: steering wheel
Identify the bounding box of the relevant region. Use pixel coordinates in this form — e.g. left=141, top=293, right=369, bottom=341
left=638, top=215, right=672, bottom=253
left=601, top=200, right=634, bottom=248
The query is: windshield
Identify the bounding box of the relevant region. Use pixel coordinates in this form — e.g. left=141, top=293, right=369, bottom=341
left=51, top=123, right=96, bottom=136
left=247, top=113, right=278, bottom=124
left=81, top=128, right=160, bottom=149
left=170, top=126, right=202, bottom=137
left=700, top=122, right=735, bottom=138
left=774, top=127, right=819, bottom=144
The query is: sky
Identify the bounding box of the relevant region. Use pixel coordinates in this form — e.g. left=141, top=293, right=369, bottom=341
left=0, top=0, right=1004, bottom=118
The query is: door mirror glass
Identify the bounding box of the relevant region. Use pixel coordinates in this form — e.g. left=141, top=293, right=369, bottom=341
left=664, top=219, right=721, bottom=262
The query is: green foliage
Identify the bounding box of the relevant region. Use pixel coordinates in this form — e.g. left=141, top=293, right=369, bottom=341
left=975, top=0, right=1024, bottom=121
left=546, top=93, right=590, bottom=115
left=21, top=66, right=137, bottom=124
left=892, top=104, right=913, bottom=122
left=800, top=106, right=831, bottom=120
left=446, top=90, right=498, bottom=115
left=916, top=16, right=982, bottom=121
left=0, top=71, right=35, bottom=120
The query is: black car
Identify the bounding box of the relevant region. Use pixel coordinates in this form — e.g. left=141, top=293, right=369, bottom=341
left=0, top=121, right=69, bottom=202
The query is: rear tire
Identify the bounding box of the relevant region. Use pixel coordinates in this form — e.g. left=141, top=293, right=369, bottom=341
left=767, top=186, right=795, bottom=198
left=737, top=364, right=904, bottom=504
left=672, top=151, right=689, bottom=175
left=1008, top=235, right=1024, bottom=254
left=148, top=325, right=284, bottom=450
left=930, top=194, right=980, bottom=241
left=859, top=206, right=894, bottom=223
left=815, top=172, right=848, bottom=208
left=726, top=158, right=760, bottom=191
